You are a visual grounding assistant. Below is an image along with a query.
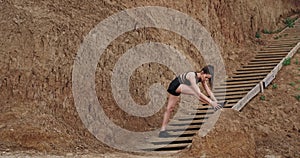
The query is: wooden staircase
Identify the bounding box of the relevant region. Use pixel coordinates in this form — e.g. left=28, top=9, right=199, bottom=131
left=142, top=19, right=300, bottom=152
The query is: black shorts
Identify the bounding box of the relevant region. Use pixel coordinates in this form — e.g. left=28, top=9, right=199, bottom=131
left=167, top=77, right=181, bottom=96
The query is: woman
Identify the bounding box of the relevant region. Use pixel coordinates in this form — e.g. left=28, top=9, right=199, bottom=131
left=159, top=65, right=224, bottom=138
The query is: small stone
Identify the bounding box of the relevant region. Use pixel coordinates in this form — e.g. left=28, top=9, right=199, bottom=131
left=66, top=153, right=73, bottom=157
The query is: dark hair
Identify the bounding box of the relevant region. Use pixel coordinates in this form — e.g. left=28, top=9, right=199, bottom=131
left=201, top=65, right=214, bottom=88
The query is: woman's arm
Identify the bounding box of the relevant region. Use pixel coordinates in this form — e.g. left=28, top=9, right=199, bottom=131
left=202, top=81, right=217, bottom=102
left=186, top=72, right=216, bottom=105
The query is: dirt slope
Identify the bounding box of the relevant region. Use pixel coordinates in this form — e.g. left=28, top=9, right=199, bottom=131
left=0, top=0, right=299, bottom=157
left=181, top=52, right=300, bottom=158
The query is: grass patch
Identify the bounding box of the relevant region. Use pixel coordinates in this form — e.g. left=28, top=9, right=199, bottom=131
left=284, top=17, right=296, bottom=28
left=262, top=29, right=272, bottom=34
left=255, top=32, right=261, bottom=38
left=289, top=82, right=296, bottom=87
left=260, top=95, right=266, bottom=101
left=272, top=83, right=278, bottom=89
left=283, top=57, right=291, bottom=66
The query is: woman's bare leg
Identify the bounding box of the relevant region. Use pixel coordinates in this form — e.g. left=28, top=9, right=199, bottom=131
left=161, top=94, right=179, bottom=131
left=178, top=84, right=212, bottom=105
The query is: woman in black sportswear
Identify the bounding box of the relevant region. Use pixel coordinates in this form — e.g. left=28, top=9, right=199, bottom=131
left=159, top=65, right=224, bottom=138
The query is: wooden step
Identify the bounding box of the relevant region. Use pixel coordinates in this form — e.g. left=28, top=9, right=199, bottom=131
left=148, top=136, right=193, bottom=144
left=174, top=114, right=208, bottom=120
left=268, top=38, right=300, bottom=42
left=267, top=43, right=297, bottom=47
left=226, top=75, right=270, bottom=83
left=237, top=66, right=275, bottom=71
left=215, top=83, right=257, bottom=89
left=256, top=50, right=289, bottom=53
left=248, top=61, right=280, bottom=65
left=231, top=72, right=268, bottom=78
left=253, top=56, right=283, bottom=60
left=214, top=91, right=248, bottom=96
left=256, top=53, right=287, bottom=57
left=222, top=80, right=260, bottom=85
left=242, top=63, right=277, bottom=68
left=261, top=48, right=292, bottom=52
left=141, top=143, right=190, bottom=151
left=213, top=87, right=252, bottom=93
left=217, top=94, right=244, bottom=100
left=169, top=119, right=206, bottom=125
left=256, top=51, right=288, bottom=56
left=167, top=124, right=202, bottom=131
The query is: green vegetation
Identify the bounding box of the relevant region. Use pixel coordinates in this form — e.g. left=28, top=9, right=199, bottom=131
left=284, top=17, right=296, bottom=28
left=272, top=83, right=278, bottom=89
left=260, top=17, right=298, bottom=39
left=262, top=29, right=272, bottom=34
left=296, top=59, right=299, bottom=65
left=255, top=32, right=261, bottom=38
left=283, top=57, right=291, bottom=66
left=289, top=82, right=296, bottom=87
left=260, top=95, right=266, bottom=101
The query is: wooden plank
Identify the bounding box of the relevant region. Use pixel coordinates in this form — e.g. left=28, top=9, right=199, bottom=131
left=166, top=124, right=202, bottom=131
left=253, top=56, right=283, bottom=60
left=242, top=63, right=277, bottom=67
left=256, top=52, right=288, bottom=56
left=222, top=80, right=261, bottom=85
left=224, top=76, right=265, bottom=83
left=184, top=109, right=214, bottom=115
left=174, top=115, right=208, bottom=120
left=256, top=53, right=287, bottom=57
left=213, top=87, right=252, bottom=93
left=256, top=50, right=288, bottom=53
left=178, top=109, right=211, bottom=114
left=237, top=66, right=274, bottom=71
left=267, top=38, right=300, bottom=43
left=267, top=43, right=297, bottom=47
left=141, top=143, right=189, bottom=151
left=217, top=94, right=244, bottom=100
left=148, top=136, right=193, bottom=144
left=169, top=119, right=206, bottom=125
left=263, top=45, right=293, bottom=50
left=234, top=70, right=270, bottom=74
left=232, top=84, right=260, bottom=111
left=248, top=61, right=280, bottom=65
left=215, top=83, right=257, bottom=89
left=231, top=72, right=268, bottom=78
left=261, top=48, right=292, bottom=51
left=214, top=91, right=248, bottom=96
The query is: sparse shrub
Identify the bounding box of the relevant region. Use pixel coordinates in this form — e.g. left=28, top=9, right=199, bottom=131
left=262, top=29, right=271, bottom=34
left=272, top=83, right=278, bottom=89
left=284, top=17, right=295, bottom=28
left=289, top=82, right=296, bottom=87
left=283, top=57, right=291, bottom=66
left=255, top=32, right=261, bottom=38
left=260, top=95, right=266, bottom=101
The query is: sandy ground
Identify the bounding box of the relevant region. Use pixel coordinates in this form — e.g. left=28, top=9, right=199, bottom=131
left=1, top=0, right=299, bottom=157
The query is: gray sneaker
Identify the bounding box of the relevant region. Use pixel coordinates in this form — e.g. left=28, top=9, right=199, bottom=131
left=159, top=131, right=170, bottom=138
